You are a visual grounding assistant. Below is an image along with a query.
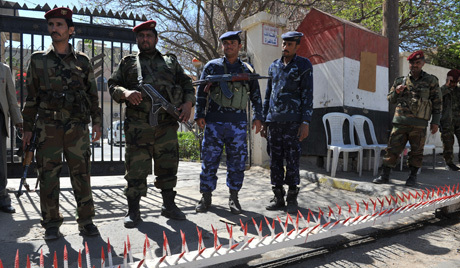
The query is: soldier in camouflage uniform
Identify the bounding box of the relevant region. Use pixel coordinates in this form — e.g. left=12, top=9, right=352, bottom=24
left=108, top=20, right=195, bottom=227
left=22, top=7, right=102, bottom=240
left=194, top=31, right=263, bottom=214
left=373, top=51, right=442, bottom=186
left=261, top=32, right=313, bottom=214
left=440, top=69, right=460, bottom=171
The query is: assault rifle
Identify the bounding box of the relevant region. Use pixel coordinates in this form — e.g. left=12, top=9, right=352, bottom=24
left=138, top=83, right=199, bottom=138
left=16, top=122, right=38, bottom=198
left=192, top=73, right=271, bottom=98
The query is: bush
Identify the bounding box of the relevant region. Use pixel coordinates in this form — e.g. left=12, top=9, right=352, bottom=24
left=178, top=131, right=201, bottom=161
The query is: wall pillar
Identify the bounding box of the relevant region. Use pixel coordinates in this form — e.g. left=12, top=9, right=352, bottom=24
left=241, top=12, right=287, bottom=166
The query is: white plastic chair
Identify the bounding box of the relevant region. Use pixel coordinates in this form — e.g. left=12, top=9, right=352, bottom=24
left=323, top=112, right=363, bottom=177
left=351, top=115, right=387, bottom=176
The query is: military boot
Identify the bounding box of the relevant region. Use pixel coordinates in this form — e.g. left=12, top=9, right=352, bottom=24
left=196, top=192, right=212, bottom=213
left=447, top=163, right=460, bottom=171
left=161, top=189, right=186, bottom=220
left=372, top=166, right=391, bottom=184
left=229, top=189, right=242, bottom=214
left=124, top=196, right=141, bottom=228
left=266, top=186, right=286, bottom=211
left=286, top=187, right=300, bottom=214
left=405, top=166, right=419, bottom=187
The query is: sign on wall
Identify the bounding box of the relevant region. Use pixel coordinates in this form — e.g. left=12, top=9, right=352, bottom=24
left=358, top=51, right=377, bottom=92
left=262, top=24, right=278, bottom=46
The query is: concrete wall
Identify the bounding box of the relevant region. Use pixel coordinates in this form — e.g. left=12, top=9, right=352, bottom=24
left=343, top=58, right=389, bottom=111
left=240, top=11, right=454, bottom=165
left=241, top=12, right=287, bottom=166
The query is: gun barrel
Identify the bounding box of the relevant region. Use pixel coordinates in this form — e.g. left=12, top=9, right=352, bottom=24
left=192, top=73, right=270, bottom=86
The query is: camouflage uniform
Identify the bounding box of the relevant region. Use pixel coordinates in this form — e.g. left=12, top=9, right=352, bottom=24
left=440, top=84, right=460, bottom=164
left=383, top=71, right=442, bottom=169
left=195, top=57, right=263, bottom=192
left=108, top=50, right=195, bottom=198
left=22, top=44, right=102, bottom=229
left=263, top=55, right=313, bottom=186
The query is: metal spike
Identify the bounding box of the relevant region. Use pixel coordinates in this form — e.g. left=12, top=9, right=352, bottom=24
left=101, top=247, right=105, bottom=268
left=196, top=227, right=204, bottom=251
left=63, top=245, right=68, bottom=268
left=127, top=235, right=133, bottom=263
left=14, top=249, right=19, bottom=268
left=180, top=230, right=189, bottom=253
left=107, top=238, right=113, bottom=268
left=53, top=251, right=58, bottom=268
left=123, top=242, right=127, bottom=268
left=40, top=249, right=44, bottom=268
left=85, top=242, right=91, bottom=268
left=78, top=249, right=82, bottom=268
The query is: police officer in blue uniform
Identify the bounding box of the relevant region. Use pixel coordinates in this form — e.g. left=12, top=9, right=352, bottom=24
left=262, top=31, right=313, bottom=214
left=195, top=30, right=263, bottom=214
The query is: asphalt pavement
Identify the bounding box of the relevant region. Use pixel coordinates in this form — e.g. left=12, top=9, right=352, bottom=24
left=1, top=155, right=459, bottom=267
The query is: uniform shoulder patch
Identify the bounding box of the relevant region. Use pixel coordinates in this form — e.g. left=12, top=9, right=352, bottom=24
left=31, top=51, right=45, bottom=59
left=76, top=51, right=91, bottom=63
left=429, top=74, right=439, bottom=83
left=242, top=62, right=254, bottom=73
left=162, top=53, right=177, bottom=67
left=165, top=53, right=177, bottom=59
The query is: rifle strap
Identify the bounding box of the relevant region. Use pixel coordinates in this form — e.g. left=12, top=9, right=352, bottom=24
left=136, top=53, right=143, bottom=84
left=136, top=53, right=161, bottom=85
left=42, top=54, right=51, bottom=90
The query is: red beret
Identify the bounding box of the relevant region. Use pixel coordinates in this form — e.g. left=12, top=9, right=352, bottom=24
left=407, top=50, right=424, bottom=61
left=44, top=7, right=73, bottom=20
left=447, top=69, right=460, bottom=81
left=133, top=20, right=157, bottom=33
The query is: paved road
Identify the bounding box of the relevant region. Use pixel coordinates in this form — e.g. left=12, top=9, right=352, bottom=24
left=1, top=157, right=460, bottom=267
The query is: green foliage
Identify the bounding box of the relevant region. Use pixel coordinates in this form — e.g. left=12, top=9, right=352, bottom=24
left=431, top=43, right=460, bottom=70
left=320, top=0, right=384, bottom=33
left=178, top=131, right=201, bottom=161
left=319, top=0, right=460, bottom=68
left=398, top=0, right=460, bottom=52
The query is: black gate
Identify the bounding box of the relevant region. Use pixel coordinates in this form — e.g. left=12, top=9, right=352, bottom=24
left=0, top=2, right=147, bottom=176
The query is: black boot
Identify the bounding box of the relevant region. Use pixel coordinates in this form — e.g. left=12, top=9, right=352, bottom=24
left=196, top=192, right=212, bottom=213
left=124, top=196, right=141, bottom=228
left=229, top=189, right=242, bottom=214
left=286, top=187, right=300, bottom=214
left=373, top=166, right=391, bottom=184
left=161, top=189, right=186, bottom=220
left=405, top=166, right=419, bottom=187
left=447, top=163, right=460, bottom=171
left=266, top=186, right=285, bottom=211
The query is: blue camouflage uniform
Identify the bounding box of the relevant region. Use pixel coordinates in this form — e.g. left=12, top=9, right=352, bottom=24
left=263, top=55, right=313, bottom=186
left=195, top=57, right=263, bottom=192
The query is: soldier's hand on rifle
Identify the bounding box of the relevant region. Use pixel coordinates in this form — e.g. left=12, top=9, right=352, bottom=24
left=252, top=120, right=262, bottom=134
left=178, top=101, right=193, bottom=122
left=91, top=124, right=102, bottom=142
left=196, top=118, right=206, bottom=129
left=123, top=90, right=143, bottom=105
left=23, top=131, right=33, bottom=149
left=395, top=85, right=406, bottom=94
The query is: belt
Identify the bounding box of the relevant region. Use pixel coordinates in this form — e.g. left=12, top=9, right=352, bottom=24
left=38, top=109, right=66, bottom=121
left=126, top=109, right=170, bottom=121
